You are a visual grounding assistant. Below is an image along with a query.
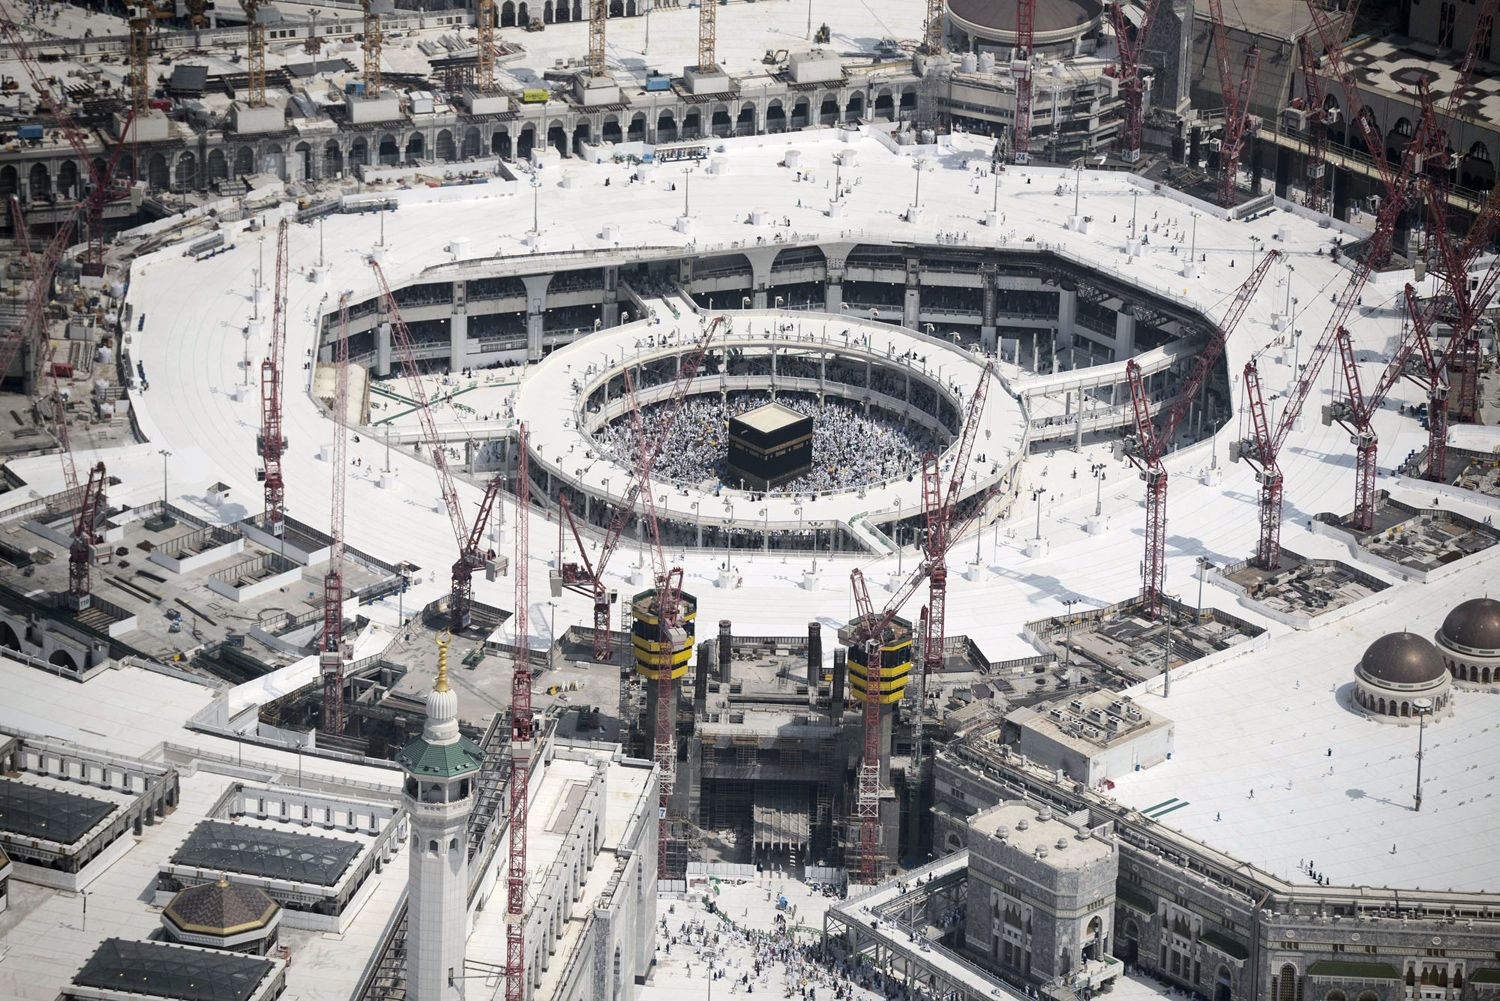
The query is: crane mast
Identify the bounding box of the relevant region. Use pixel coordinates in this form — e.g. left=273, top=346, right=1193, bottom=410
left=1012, top=0, right=1034, bottom=164
left=259, top=219, right=290, bottom=538
left=1106, top=0, right=1165, bottom=164
left=1208, top=0, right=1259, bottom=207
left=320, top=293, right=352, bottom=737
left=506, top=423, right=531, bottom=1001
left=244, top=0, right=268, bottom=107
left=1295, top=36, right=1332, bottom=214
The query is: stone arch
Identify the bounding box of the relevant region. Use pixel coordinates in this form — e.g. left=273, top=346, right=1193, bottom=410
left=766, top=98, right=786, bottom=133
left=1464, top=141, right=1495, bottom=191
left=294, top=141, right=313, bottom=180
left=626, top=0, right=636, bottom=13
left=711, top=104, right=731, bottom=137
left=118, top=153, right=136, bottom=184
left=790, top=96, right=810, bottom=128
left=819, top=94, right=840, bottom=125
left=48, top=648, right=77, bottom=673
left=556, top=0, right=570, bottom=20
left=612, top=945, right=624, bottom=1001
left=544, top=0, right=554, bottom=21
left=323, top=139, right=343, bottom=177
left=146, top=153, right=169, bottom=191
left=349, top=137, right=370, bottom=170
left=683, top=108, right=701, bottom=138
left=609, top=0, right=622, bottom=14
left=517, top=0, right=529, bottom=22
left=207, top=148, right=229, bottom=185
left=573, top=0, right=582, bottom=18
left=378, top=133, right=400, bottom=165
left=1387, top=116, right=1413, bottom=165
left=234, top=146, right=255, bottom=176
left=1351, top=107, right=1378, bottom=155
left=518, top=125, right=536, bottom=160
left=627, top=111, right=646, bottom=142
left=57, top=159, right=80, bottom=199
left=1325, top=991, right=1347, bottom=1001
left=1484, top=664, right=1492, bottom=683
left=657, top=109, right=676, bottom=142
left=1401, top=701, right=1411, bottom=717
left=0, top=621, right=19, bottom=651
left=405, top=131, right=424, bottom=160
left=501, top=0, right=516, bottom=25
left=736, top=101, right=756, bottom=135
left=175, top=151, right=198, bottom=190
left=1276, top=962, right=1299, bottom=1001
left=572, top=120, right=591, bottom=154
left=602, top=115, right=622, bottom=144
left=899, top=85, right=917, bottom=116
left=1356, top=993, right=1379, bottom=1001
left=845, top=91, right=864, bottom=122
left=874, top=88, right=895, bottom=120
left=461, top=126, right=482, bottom=158
left=546, top=119, right=567, bottom=154
left=492, top=128, right=513, bottom=158
left=0, top=164, right=18, bottom=202
left=28, top=162, right=51, bottom=199
left=435, top=128, right=456, bottom=161
left=1214, top=965, right=1233, bottom=1001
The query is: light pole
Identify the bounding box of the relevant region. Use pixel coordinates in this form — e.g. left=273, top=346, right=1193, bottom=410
left=1412, top=697, right=1433, bottom=811
left=682, top=168, right=690, bottom=216
left=1031, top=487, right=1046, bottom=540
left=547, top=600, right=557, bottom=642
left=1130, top=188, right=1139, bottom=241
left=1195, top=557, right=1214, bottom=623
left=1188, top=212, right=1198, bottom=263
left=1250, top=235, right=1263, bottom=271
left=159, top=447, right=172, bottom=515
left=1060, top=597, right=1079, bottom=669
left=1091, top=462, right=1106, bottom=516
left=531, top=176, right=541, bottom=235
left=1283, top=262, right=1295, bottom=317
left=319, top=215, right=325, bottom=268
left=759, top=507, right=768, bottom=555
left=912, top=159, right=925, bottom=214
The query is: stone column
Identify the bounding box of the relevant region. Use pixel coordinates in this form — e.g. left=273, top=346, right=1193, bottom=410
left=903, top=255, right=920, bottom=328
left=376, top=320, right=392, bottom=377
left=980, top=266, right=999, bottom=354
left=1057, top=286, right=1077, bottom=339
left=1114, top=309, right=1136, bottom=358
left=601, top=265, right=621, bottom=328
left=522, top=273, right=553, bottom=361
left=825, top=255, right=845, bottom=312
left=449, top=280, right=467, bottom=371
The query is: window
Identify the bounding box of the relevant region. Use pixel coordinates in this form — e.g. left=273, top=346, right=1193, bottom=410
left=428, top=839, right=439, bottom=855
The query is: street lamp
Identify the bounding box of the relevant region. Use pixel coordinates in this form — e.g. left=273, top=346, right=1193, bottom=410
left=1130, top=188, right=1139, bottom=241
left=758, top=507, right=768, bottom=555
left=1091, top=462, right=1106, bottom=516
left=1031, top=487, right=1047, bottom=540
left=547, top=600, right=557, bottom=641
left=1195, top=557, right=1215, bottom=623
left=1412, top=697, right=1434, bottom=811
left=912, top=158, right=925, bottom=214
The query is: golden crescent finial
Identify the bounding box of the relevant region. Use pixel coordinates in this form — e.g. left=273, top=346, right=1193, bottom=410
left=435, top=630, right=451, bottom=693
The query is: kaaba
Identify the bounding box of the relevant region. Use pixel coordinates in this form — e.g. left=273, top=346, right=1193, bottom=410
left=726, top=401, right=814, bottom=489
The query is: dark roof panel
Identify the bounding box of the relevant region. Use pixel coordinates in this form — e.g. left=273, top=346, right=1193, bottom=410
left=73, top=938, right=274, bottom=1001
left=0, top=776, right=115, bottom=845
left=170, top=820, right=361, bottom=886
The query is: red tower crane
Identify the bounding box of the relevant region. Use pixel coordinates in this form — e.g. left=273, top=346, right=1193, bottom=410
left=369, top=259, right=507, bottom=631
left=1294, top=36, right=1334, bottom=215
left=506, top=422, right=531, bottom=1001
left=918, top=361, right=994, bottom=709
left=68, top=462, right=109, bottom=610
left=613, top=368, right=693, bottom=880
left=1012, top=0, right=1035, bottom=164
left=1122, top=250, right=1278, bottom=618
left=555, top=316, right=725, bottom=662
left=320, top=293, right=352, bottom=737
left=1232, top=66, right=1437, bottom=569
left=1207, top=0, right=1260, bottom=208
left=848, top=564, right=926, bottom=883
left=259, top=219, right=290, bottom=538
left=1105, top=0, right=1166, bottom=164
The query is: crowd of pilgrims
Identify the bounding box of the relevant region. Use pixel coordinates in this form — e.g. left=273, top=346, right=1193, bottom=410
left=593, top=392, right=935, bottom=494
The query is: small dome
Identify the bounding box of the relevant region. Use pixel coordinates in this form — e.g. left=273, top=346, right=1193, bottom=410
left=946, top=0, right=1102, bottom=37
left=1440, top=597, right=1500, bottom=652
left=163, top=877, right=279, bottom=939
left=1358, top=632, right=1447, bottom=687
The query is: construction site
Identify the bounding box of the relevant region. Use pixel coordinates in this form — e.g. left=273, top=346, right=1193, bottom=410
left=4, top=0, right=1500, bottom=999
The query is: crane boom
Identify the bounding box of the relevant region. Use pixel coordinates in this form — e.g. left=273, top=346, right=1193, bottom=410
left=1106, top=0, right=1166, bottom=163
left=1012, top=0, right=1034, bottom=164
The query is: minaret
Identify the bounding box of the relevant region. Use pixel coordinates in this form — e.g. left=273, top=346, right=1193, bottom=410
left=398, top=633, right=483, bottom=1001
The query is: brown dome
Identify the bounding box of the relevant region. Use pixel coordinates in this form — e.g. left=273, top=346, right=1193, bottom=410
left=1358, top=632, right=1446, bottom=687
left=163, top=877, right=279, bottom=937
left=1440, top=597, right=1500, bottom=652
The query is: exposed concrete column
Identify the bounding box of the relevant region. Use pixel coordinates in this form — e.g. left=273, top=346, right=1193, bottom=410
left=522, top=273, right=553, bottom=361
left=903, top=256, right=920, bottom=328
left=1057, top=286, right=1077, bottom=339
left=449, top=279, right=467, bottom=371
left=601, top=265, right=621, bottom=328
left=980, top=267, right=999, bottom=354
left=743, top=246, right=778, bottom=309
left=1114, top=309, right=1136, bottom=358
left=825, top=255, right=845, bottom=312
left=376, top=320, right=392, bottom=377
